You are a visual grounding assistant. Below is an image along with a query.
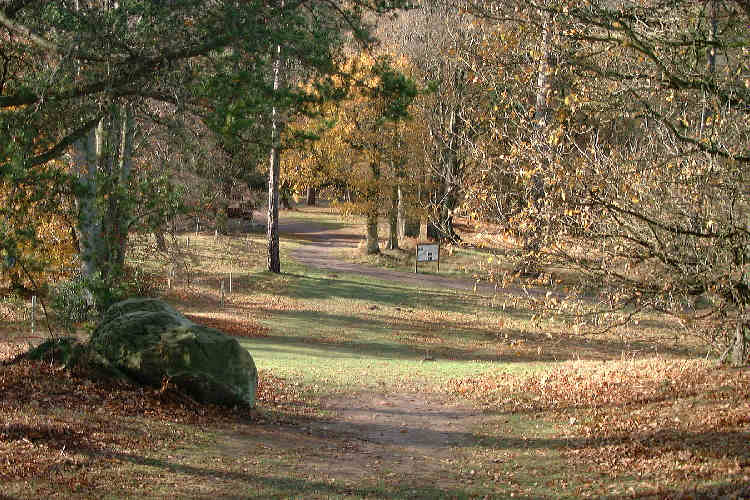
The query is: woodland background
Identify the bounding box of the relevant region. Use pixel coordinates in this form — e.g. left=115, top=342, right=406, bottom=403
left=1, top=0, right=749, bottom=363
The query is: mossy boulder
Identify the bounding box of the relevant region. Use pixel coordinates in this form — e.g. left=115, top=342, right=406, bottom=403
left=89, top=298, right=257, bottom=407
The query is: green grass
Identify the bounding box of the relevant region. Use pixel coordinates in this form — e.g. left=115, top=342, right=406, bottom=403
left=235, top=258, right=553, bottom=392
left=3, top=206, right=741, bottom=499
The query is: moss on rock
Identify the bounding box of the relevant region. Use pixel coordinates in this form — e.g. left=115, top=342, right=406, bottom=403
left=89, top=298, right=257, bottom=407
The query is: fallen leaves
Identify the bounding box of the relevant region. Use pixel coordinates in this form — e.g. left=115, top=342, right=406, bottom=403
left=186, top=313, right=270, bottom=338
left=0, top=342, right=26, bottom=362
left=449, top=358, right=750, bottom=492
left=0, top=358, right=259, bottom=484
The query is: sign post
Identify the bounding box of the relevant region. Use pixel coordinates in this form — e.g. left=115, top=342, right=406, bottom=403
left=415, top=242, right=440, bottom=273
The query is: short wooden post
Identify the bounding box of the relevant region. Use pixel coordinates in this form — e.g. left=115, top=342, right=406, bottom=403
left=220, top=280, right=225, bottom=307
left=229, top=272, right=233, bottom=294
left=414, top=245, right=418, bottom=273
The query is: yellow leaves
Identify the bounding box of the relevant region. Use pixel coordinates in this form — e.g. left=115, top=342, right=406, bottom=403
left=549, top=127, right=565, bottom=146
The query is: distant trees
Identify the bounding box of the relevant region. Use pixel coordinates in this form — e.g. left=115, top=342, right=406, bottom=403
left=376, top=3, right=482, bottom=242
left=285, top=53, right=418, bottom=254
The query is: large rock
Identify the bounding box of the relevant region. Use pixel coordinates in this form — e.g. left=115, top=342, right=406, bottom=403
left=90, top=298, right=257, bottom=407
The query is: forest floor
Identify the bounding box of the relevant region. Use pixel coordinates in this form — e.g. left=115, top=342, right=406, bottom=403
left=1, top=206, right=749, bottom=499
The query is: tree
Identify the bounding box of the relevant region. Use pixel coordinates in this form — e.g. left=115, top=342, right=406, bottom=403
left=258, top=0, right=415, bottom=272
left=458, top=0, right=750, bottom=363
left=267, top=25, right=285, bottom=273
left=376, top=2, right=484, bottom=242
left=1, top=0, right=282, bottom=299
left=1, top=0, right=414, bottom=284
left=328, top=53, right=417, bottom=254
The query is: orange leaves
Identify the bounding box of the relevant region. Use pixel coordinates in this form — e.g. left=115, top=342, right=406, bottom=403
left=449, top=358, right=750, bottom=488
left=185, top=313, right=270, bottom=338
left=0, top=354, right=266, bottom=485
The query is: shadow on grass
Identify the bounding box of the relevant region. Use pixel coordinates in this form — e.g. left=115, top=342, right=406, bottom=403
left=274, top=273, right=506, bottom=315
left=240, top=306, right=699, bottom=364
left=242, top=333, right=425, bottom=362
left=83, top=450, right=534, bottom=500
left=279, top=218, right=352, bottom=234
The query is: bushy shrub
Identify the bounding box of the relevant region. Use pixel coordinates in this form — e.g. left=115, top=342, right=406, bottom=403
left=120, top=267, right=162, bottom=299
left=50, top=266, right=163, bottom=331
left=49, top=276, right=97, bottom=330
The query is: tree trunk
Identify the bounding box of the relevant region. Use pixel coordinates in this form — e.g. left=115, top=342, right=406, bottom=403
left=403, top=217, right=420, bottom=238
left=108, top=104, right=135, bottom=273
left=366, top=161, right=381, bottom=254
left=366, top=209, right=380, bottom=255
left=731, top=320, right=748, bottom=367
left=518, top=16, right=553, bottom=276
left=267, top=36, right=284, bottom=274
left=397, top=185, right=406, bottom=241
left=72, top=104, right=135, bottom=283
left=387, top=184, right=399, bottom=250
left=435, top=72, right=464, bottom=242
left=154, top=230, right=168, bottom=252
left=280, top=183, right=293, bottom=210
left=73, top=122, right=105, bottom=279
left=306, top=186, right=317, bottom=206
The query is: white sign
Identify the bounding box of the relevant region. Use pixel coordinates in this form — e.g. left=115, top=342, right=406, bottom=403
left=416, top=244, right=439, bottom=262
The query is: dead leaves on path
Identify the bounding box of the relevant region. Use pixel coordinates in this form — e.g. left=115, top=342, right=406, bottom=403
left=256, top=370, right=319, bottom=420
left=449, top=358, right=750, bottom=489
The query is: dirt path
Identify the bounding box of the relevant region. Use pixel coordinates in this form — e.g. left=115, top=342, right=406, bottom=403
left=320, top=392, right=482, bottom=449
left=213, top=390, right=487, bottom=495
left=269, top=213, right=499, bottom=492
left=279, top=213, right=551, bottom=300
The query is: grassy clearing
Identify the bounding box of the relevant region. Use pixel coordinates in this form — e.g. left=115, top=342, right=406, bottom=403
left=1, top=208, right=748, bottom=498
left=336, top=217, right=615, bottom=295
left=336, top=228, right=507, bottom=283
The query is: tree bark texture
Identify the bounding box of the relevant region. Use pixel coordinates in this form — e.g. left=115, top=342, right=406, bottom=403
left=366, top=161, right=381, bottom=254
left=732, top=320, right=748, bottom=367
left=72, top=104, right=135, bottom=282
left=267, top=38, right=284, bottom=274
left=366, top=209, right=380, bottom=255
left=387, top=183, right=399, bottom=250
left=432, top=71, right=464, bottom=242
left=306, top=186, right=317, bottom=206
left=397, top=185, right=406, bottom=241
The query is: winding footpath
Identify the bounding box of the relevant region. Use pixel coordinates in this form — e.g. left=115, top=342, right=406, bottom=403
left=278, top=213, right=553, bottom=300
